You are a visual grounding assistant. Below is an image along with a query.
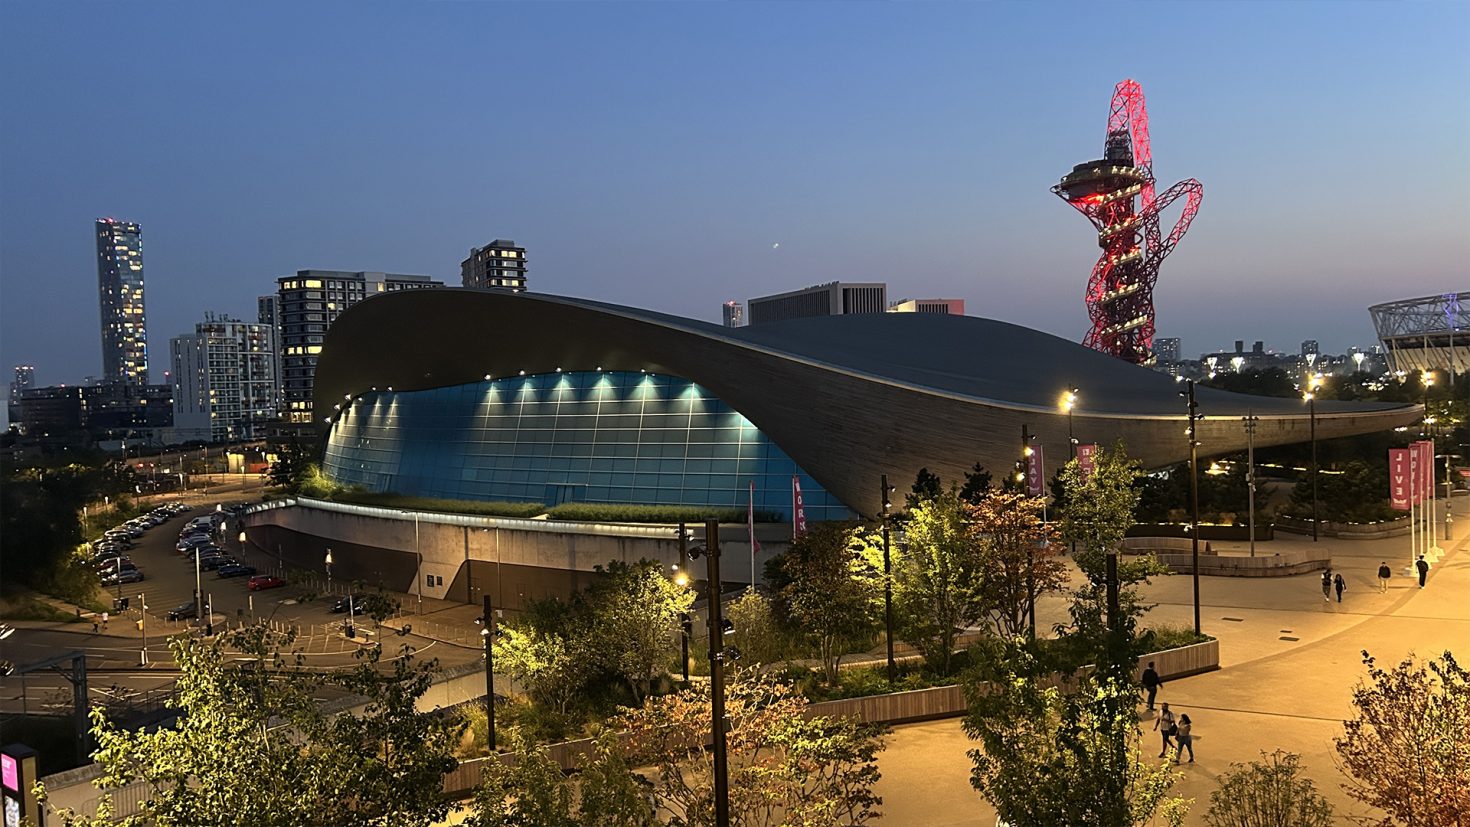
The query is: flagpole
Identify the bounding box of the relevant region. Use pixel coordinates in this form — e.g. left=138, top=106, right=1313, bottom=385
left=748, top=480, right=757, bottom=590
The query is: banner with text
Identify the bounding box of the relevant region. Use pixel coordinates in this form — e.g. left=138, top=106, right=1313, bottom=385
left=1077, top=443, right=1098, bottom=483
left=791, top=475, right=807, bottom=539
left=1390, top=448, right=1410, bottom=510
left=1025, top=444, right=1045, bottom=497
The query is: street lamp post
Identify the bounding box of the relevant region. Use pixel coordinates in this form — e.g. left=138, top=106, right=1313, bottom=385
left=479, top=595, right=497, bottom=752
left=1061, top=388, right=1079, bottom=460
left=1184, top=380, right=1202, bottom=638
left=686, top=519, right=732, bottom=827
left=402, top=510, right=423, bottom=613
left=139, top=593, right=148, bottom=666
left=675, top=522, right=691, bottom=683
left=879, top=476, right=896, bottom=686
left=325, top=548, right=334, bottom=596
left=1243, top=414, right=1259, bottom=557
left=1304, top=385, right=1319, bottom=543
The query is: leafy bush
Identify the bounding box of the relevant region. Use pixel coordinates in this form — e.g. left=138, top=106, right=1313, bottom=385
left=330, top=490, right=546, bottom=518
left=1143, top=624, right=1214, bottom=653
left=545, top=502, right=781, bottom=523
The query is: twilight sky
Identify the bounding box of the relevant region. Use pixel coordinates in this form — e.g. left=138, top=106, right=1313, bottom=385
left=2, top=1, right=1467, bottom=388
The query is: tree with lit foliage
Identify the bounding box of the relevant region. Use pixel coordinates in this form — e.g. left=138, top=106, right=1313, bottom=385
left=767, top=522, right=879, bottom=683
left=1203, top=750, right=1333, bottom=827
left=36, top=626, right=463, bottom=827
left=964, top=641, right=1190, bottom=827
left=1334, top=650, right=1470, bottom=827
left=581, top=560, right=695, bottom=706
left=969, top=490, right=1067, bottom=639
left=619, top=674, right=885, bottom=827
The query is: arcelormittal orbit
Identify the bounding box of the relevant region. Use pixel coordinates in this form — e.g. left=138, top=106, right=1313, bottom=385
left=1053, top=79, right=1203, bottom=365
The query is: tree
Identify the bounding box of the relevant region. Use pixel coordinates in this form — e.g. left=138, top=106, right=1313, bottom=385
left=267, top=439, right=314, bottom=488
left=1334, top=650, right=1470, bottom=827
left=958, top=462, right=993, bottom=505
left=964, top=641, right=1190, bottom=827
left=582, top=560, right=694, bottom=705
left=723, top=588, right=786, bottom=666
left=619, top=674, right=885, bottom=827
left=493, top=625, right=586, bottom=716
left=767, top=522, right=878, bottom=683
left=1054, top=441, right=1167, bottom=673
left=970, top=490, right=1067, bottom=638
left=468, top=732, right=655, bottom=827
left=878, top=488, right=986, bottom=674
left=906, top=467, right=943, bottom=510
left=37, top=626, right=463, bottom=827
left=1203, top=750, right=1333, bottom=827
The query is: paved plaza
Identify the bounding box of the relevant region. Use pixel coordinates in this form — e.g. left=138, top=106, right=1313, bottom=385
left=875, top=528, right=1469, bottom=826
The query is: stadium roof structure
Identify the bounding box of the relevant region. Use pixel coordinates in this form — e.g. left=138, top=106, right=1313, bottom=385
left=315, top=290, right=1421, bottom=516
left=1370, top=292, right=1467, bottom=377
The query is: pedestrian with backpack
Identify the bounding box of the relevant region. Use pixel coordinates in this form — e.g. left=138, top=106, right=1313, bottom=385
left=1321, top=568, right=1332, bottom=602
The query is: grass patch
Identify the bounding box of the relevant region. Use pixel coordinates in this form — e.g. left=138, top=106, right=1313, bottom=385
left=0, top=596, right=87, bottom=623
left=545, top=502, right=782, bottom=524
left=330, top=490, right=547, bottom=518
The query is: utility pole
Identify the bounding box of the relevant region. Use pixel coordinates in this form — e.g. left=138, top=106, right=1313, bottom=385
left=677, top=522, right=690, bottom=683
left=1021, top=424, right=1037, bottom=641
left=139, top=594, right=148, bottom=666
left=1243, top=414, right=1258, bottom=557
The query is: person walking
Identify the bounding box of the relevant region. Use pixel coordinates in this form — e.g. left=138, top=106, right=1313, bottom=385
left=1141, top=661, right=1163, bottom=711
left=1173, top=714, right=1195, bottom=763
left=1416, top=555, right=1430, bottom=588
left=1377, top=561, right=1392, bottom=593
left=1321, top=568, right=1333, bottom=602
left=1334, top=572, right=1346, bottom=603
left=1154, top=703, right=1177, bottom=757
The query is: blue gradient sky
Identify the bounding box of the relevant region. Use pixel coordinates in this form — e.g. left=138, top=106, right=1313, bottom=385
left=2, top=1, right=1467, bottom=388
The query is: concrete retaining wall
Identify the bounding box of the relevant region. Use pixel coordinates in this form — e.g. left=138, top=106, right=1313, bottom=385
left=1156, top=548, right=1330, bottom=577
left=242, top=498, right=788, bottom=612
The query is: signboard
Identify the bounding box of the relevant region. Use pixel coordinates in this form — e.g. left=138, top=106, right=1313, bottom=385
left=1025, top=444, right=1045, bottom=497
left=1077, top=443, right=1098, bottom=483
left=0, top=754, right=15, bottom=793
left=1389, top=449, right=1410, bottom=510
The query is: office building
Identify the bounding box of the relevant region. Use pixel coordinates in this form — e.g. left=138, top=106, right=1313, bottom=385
left=888, top=298, right=965, bottom=315
left=170, top=315, right=277, bottom=442
left=1301, top=340, right=1319, bottom=358
left=95, top=218, right=149, bottom=385
left=313, top=291, right=1417, bottom=520
left=722, top=301, right=743, bottom=328
left=747, top=282, right=887, bottom=326
left=461, top=240, right=527, bottom=291
left=278, top=270, right=443, bottom=423
left=15, top=383, right=172, bottom=444
left=8, top=365, right=35, bottom=426
left=1154, top=338, right=1181, bottom=363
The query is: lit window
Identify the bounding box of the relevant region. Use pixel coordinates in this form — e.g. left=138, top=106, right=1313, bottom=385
left=304, top=279, right=323, bottom=288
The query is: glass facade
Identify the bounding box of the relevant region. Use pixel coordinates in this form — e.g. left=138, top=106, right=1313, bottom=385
left=323, top=371, right=852, bottom=521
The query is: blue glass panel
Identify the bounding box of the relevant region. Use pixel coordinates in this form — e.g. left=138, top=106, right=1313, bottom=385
left=322, top=371, right=855, bottom=520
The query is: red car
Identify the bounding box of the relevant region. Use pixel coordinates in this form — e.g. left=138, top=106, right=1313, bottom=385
left=247, top=575, right=286, bottom=591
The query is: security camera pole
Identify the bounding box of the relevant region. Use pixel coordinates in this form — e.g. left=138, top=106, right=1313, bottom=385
left=696, top=519, right=730, bottom=827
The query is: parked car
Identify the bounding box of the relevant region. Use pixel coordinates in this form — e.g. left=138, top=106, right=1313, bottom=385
left=247, top=575, right=286, bottom=591
left=95, top=558, right=135, bottom=573
left=217, top=563, right=257, bottom=578
left=102, top=569, right=144, bottom=585
left=165, top=601, right=197, bottom=621
left=198, top=555, right=230, bottom=571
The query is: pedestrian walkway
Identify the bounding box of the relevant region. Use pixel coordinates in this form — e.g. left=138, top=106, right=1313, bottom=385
left=873, top=530, right=1469, bottom=826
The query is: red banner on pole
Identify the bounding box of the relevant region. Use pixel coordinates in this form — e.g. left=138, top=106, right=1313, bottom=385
left=791, top=475, right=807, bottom=539
left=1390, top=448, right=1410, bottom=510
left=1077, top=443, right=1098, bottom=483
left=1411, top=441, right=1432, bottom=504
left=1422, top=438, right=1435, bottom=500
left=1025, top=444, right=1045, bottom=497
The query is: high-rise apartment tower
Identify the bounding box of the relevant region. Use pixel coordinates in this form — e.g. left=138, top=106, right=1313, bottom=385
left=96, top=218, right=148, bottom=384
left=170, top=315, right=277, bottom=442
left=461, top=240, right=527, bottom=291
left=277, top=270, right=443, bottom=422
left=722, top=301, right=744, bottom=328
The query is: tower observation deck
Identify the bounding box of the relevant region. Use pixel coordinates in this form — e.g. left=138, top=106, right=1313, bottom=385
left=1053, top=80, right=1203, bottom=365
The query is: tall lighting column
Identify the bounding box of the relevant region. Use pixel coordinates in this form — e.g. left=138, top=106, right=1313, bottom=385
left=686, top=520, right=731, bottom=827
left=1304, top=375, right=1321, bottom=542
left=879, top=476, right=896, bottom=686
left=1183, top=381, right=1202, bottom=637
left=1242, top=414, right=1258, bottom=557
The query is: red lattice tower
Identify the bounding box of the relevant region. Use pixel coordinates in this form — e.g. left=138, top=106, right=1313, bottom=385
left=1053, top=79, right=1203, bottom=365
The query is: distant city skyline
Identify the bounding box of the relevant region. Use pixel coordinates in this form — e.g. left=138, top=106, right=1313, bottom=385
left=2, top=2, right=1466, bottom=387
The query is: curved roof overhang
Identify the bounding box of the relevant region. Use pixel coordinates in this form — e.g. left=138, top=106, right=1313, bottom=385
left=314, top=290, right=1421, bottom=516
